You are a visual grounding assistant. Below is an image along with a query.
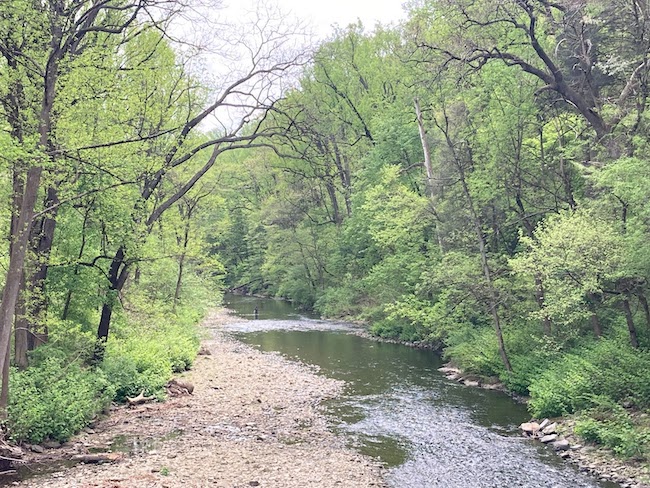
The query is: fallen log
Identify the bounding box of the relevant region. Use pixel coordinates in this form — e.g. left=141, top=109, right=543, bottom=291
left=126, top=391, right=156, bottom=406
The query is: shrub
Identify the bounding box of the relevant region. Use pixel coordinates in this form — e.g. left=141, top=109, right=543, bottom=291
left=575, top=400, right=648, bottom=459
left=8, top=358, right=115, bottom=443
left=369, top=319, right=403, bottom=339
left=444, top=326, right=504, bottom=378
left=528, top=338, right=650, bottom=418
left=101, top=320, right=200, bottom=401
left=101, top=339, right=172, bottom=401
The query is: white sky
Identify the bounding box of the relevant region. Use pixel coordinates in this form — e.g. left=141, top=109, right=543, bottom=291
left=224, top=0, right=407, bottom=39
left=182, top=0, right=407, bottom=131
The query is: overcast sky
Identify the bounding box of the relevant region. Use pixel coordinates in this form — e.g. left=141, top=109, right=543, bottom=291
left=224, top=0, right=407, bottom=39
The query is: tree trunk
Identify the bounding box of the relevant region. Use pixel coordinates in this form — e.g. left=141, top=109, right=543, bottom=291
left=458, top=169, right=512, bottom=372
left=13, top=187, right=58, bottom=366
left=415, top=98, right=434, bottom=195
left=0, top=166, right=43, bottom=409
left=325, top=178, right=341, bottom=225
left=0, top=342, right=9, bottom=418
left=622, top=295, right=639, bottom=348
left=415, top=98, right=444, bottom=252
left=636, top=291, right=650, bottom=330
left=173, top=253, right=185, bottom=313
left=10, top=169, right=29, bottom=368
left=534, top=275, right=552, bottom=335
left=94, top=247, right=129, bottom=362
left=174, top=221, right=189, bottom=313
left=590, top=314, right=602, bottom=337
left=585, top=293, right=603, bottom=337
left=14, top=277, right=29, bottom=369
left=330, top=136, right=352, bottom=218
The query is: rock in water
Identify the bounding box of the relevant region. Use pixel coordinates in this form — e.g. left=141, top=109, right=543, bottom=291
left=541, top=434, right=558, bottom=444
left=552, top=439, right=570, bottom=451
left=520, top=422, right=540, bottom=434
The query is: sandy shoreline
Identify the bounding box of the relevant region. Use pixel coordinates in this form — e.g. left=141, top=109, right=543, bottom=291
left=9, top=309, right=386, bottom=487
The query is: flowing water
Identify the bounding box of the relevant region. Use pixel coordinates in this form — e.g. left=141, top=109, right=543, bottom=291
left=223, top=294, right=620, bottom=488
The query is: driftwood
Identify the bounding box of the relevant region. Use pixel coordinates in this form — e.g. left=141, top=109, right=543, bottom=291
left=71, top=453, right=122, bottom=463
left=0, top=443, right=22, bottom=461
left=167, top=378, right=194, bottom=397
left=0, top=440, right=23, bottom=471
left=126, top=391, right=156, bottom=406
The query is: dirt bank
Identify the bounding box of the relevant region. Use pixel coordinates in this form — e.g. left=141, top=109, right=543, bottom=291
left=9, top=309, right=385, bottom=487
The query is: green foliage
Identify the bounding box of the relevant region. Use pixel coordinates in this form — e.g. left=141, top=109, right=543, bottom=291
left=8, top=358, right=115, bottom=443
left=529, top=338, right=650, bottom=418
left=511, top=210, right=623, bottom=331
left=575, top=401, right=650, bottom=459
left=102, top=300, right=202, bottom=401
left=445, top=327, right=504, bottom=378
left=5, top=0, right=650, bottom=462
left=501, top=335, right=561, bottom=396
left=7, top=304, right=202, bottom=442
left=102, top=339, right=172, bottom=402
left=6, top=270, right=205, bottom=440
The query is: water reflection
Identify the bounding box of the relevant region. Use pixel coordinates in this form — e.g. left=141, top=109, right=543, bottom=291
left=223, top=294, right=319, bottom=320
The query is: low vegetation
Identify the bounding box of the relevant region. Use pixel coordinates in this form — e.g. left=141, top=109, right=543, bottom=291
left=6, top=278, right=211, bottom=445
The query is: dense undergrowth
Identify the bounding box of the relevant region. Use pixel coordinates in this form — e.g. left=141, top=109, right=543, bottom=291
left=6, top=278, right=213, bottom=444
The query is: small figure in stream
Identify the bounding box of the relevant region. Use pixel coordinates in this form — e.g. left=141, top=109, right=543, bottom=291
left=254, top=306, right=259, bottom=319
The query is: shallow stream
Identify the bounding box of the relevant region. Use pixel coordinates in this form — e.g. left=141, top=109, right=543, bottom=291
left=223, top=294, right=620, bottom=488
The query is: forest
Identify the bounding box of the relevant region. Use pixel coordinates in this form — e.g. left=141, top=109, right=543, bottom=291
left=2, top=0, right=650, bottom=468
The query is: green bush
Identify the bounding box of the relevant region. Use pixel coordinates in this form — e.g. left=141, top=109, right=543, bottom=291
left=101, top=339, right=172, bottom=401
left=101, top=320, right=200, bottom=401
left=8, top=358, right=115, bottom=443
left=8, top=295, right=203, bottom=442
left=369, top=319, right=403, bottom=339
left=444, top=326, right=504, bottom=378
left=528, top=338, right=650, bottom=418
left=315, top=282, right=364, bottom=318
left=575, top=401, right=648, bottom=459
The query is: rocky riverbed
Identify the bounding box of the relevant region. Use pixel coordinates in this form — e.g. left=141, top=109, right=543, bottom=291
left=5, top=309, right=385, bottom=487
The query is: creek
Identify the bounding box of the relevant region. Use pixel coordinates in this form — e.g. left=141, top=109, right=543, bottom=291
left=223, top=293, right=620, bottom=488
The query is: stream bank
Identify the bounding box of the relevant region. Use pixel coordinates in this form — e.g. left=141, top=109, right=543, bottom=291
left=5, top=309, right=385, bottom=487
